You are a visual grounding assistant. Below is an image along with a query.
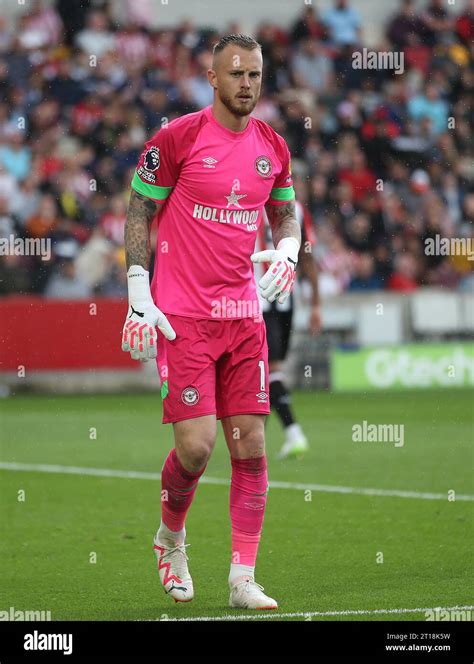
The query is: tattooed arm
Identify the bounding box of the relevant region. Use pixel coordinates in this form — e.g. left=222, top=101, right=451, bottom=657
left=121, top=191, right=175, bottom=359
left=264, top=200, right=301, bottom=250
left=125, top=190, right=162, bottom=270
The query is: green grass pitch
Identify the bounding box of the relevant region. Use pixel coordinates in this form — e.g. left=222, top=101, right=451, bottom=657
left=0, top=390, right=472, bottom=621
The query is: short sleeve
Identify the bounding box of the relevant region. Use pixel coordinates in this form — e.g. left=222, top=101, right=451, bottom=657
left=269, top=139, right=295, bottom=205
left=131, top=126, right=179, bottom=202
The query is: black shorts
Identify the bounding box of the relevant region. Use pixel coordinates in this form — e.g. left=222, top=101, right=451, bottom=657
left=263, top=307, right=293, bottom=362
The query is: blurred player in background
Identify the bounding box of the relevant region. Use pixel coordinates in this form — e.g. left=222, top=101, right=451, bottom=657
left=255, top=184, right=320, bottom=459
left=122, top=34, right=301, bottom=610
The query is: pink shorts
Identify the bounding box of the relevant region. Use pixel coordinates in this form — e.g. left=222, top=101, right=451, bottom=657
left=157, top=315, right=270, bottom=424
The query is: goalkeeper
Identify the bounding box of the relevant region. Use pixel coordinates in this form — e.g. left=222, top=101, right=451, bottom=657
left=122, top=34, right=300, bottom=610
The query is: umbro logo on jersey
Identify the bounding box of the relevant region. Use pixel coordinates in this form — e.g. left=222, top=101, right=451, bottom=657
left=256, top=391, right=268, bottom=403
left=202, top=157, right=218, bottom=168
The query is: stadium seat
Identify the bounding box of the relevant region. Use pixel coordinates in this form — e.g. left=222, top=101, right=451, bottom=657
left=356, top=301, right=404, bottom=346
left=410, top=290, right=461, bottom=336
left=459, top=293, right=474, bottom=333
left=320, top=304, right=357, bottom=332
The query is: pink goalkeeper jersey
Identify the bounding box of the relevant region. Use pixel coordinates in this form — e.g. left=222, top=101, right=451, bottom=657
left=131, top=105, right=295, bottom=319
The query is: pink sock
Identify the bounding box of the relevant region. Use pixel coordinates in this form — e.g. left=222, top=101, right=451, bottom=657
left=230, top=456, right=268, bottom=567
left=161, top=448, right=205, bottom=532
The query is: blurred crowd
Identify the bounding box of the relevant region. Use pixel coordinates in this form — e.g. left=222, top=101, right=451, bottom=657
left=0, top=0, right=473, bottom=299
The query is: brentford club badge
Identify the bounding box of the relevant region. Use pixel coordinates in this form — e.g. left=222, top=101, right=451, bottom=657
left=181, top=387, right=200, bottom=406
left=255, top=156, right=272, bottom=177
left=144, top=146, right=160, bottom=171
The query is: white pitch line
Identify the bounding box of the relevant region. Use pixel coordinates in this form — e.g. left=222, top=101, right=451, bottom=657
left=0, top=461, right=473, bottom=502
left=165, top=605, right=474, bottom=621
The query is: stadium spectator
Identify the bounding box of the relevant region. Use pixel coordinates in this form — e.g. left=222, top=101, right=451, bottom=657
left=388, top=252, right=420, bottom=291
left=455, top=0, right=474, bottom=45
left=75, top=228, right=114, bottom=290
left=25, top=193, right=60, bottom=239
left=45, top=241, right=91, bottom=299
left=322, top=0, right=362, bottom=46
left=0, top=2, right=471, bottom=297
left=75, top=10, right=115, bottom=58
left=96, top=248, right=128, bottom=297
left=407, top=83, right=449, bottom=136
left=116, top=22, right=151, bottom=69
left=0, top=16, right=13, bottom=55
left=348, top=253, right=384, bottom=290
left=420, top=0, right=454, bottom=46
left=316, top=227, right=353, bottom=296
left=0, top=128, right=31, bottom=181
left=99, top=194, right=127, bottom=245
left=387, top=0, right=425, bottom=48
left=55, top=0, right=92, bottom=46
left=0, top=194, right=17, bottom=238
left=186, top=52, right=215, bottom=109
left=125, top=0, right=155, bottom=30
left=0, top=164, right=18, bottom=206
left=18, top=0, right=63, bottom=51
left=343, top=212, right=375, bottom=253
left=309, top=174, right=331, bottom=220
left=290, top=5, right=327, bottom=44
left=338, top=150, right=377, bottom=205
left=291, top=38, right=333, bottom=93
left=11, top=175, right=41, bottom=225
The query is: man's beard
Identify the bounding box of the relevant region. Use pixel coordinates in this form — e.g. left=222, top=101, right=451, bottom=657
left=218, top=90, right=259, bottom=117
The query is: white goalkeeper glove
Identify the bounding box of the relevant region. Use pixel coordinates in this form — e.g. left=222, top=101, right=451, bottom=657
left=251, top=237, right=300, bottom=305
left=121, top=265, right=176, bottom=362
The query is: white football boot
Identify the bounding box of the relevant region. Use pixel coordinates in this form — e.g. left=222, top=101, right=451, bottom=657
left=153, top=534, right=194, bottom=603
left=229, top=579, right=278, bottom=610
left=277, top=423, right=309, bottom=459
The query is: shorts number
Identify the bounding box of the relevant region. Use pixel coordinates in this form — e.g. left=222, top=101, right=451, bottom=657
left=258, top=360, right=265, bottom=392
